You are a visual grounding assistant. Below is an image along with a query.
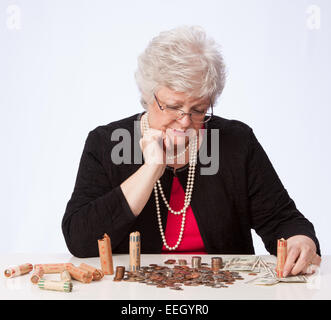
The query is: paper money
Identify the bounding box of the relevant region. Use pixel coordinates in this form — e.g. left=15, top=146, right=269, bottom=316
left=223, top=256, right=259, bottom=271
left=245, top=257, right=307, bottom=285
left=247, top=273, right=307, bottom=285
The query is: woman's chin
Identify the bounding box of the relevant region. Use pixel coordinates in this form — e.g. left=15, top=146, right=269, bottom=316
left=166, top=132, right=187, bottom=145
left=166, top=138, right=188, bottom=151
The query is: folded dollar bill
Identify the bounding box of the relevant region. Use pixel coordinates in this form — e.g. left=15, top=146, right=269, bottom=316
left=246, top=271, right=307, bottom=286
left=223, top=256, right=260, bottom=271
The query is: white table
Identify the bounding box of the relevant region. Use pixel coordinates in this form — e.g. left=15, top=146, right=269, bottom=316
left=0, top=253, right=329, bottom=300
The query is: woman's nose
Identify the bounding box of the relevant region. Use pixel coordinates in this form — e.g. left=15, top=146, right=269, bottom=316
left=177, top=113, right=191, bottom=127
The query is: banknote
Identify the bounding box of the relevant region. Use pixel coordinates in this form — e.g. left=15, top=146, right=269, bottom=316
left=247, top=273, right=307, bottom=285
left=223, top=256, right=260, bottom=271
left=244, top=257, right=307, bottom=285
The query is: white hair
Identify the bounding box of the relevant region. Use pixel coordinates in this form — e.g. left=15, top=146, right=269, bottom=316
left=135, top=25, right=227, bottom=108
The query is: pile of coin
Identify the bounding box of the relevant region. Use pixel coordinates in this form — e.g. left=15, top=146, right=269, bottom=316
left=120, top=257, right=244, bottom=290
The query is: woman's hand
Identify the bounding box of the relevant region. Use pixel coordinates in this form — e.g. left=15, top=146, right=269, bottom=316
left=139, top=128, right=167, bottom=182
left=140, top=128, right=166, bottom=165
left=121, top=127, right=168, bottom=217
left=282, top=235, right=321, bottom=277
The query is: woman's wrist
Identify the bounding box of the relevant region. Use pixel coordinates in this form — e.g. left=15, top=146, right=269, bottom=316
left=142, top=163, right=166, bottom=182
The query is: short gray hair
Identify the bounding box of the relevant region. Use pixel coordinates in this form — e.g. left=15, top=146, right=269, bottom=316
left=135, top=25, right=227, bottom=108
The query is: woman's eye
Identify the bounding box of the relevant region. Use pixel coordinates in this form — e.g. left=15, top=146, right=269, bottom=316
left=192, top=109, right=205, bottom=114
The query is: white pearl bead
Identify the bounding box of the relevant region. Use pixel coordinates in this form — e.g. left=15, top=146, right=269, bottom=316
left=143, top=113, right=198, bottom=251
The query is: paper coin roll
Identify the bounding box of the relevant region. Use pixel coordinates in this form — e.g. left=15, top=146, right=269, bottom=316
left=4, top=263, right=33, bottom=278
left=66, top=264, right=93, bottom=283
left=98, top=233, right=114, bottom=275
left=30, top=267, right=45, bottom=284
left=34, top=263, right=73, bottom=274
left=38, top=280, right=72, bottom=293
left=276, top=238, right=287, bottom=278
left=60, top=270, right=72, bottom=282
left=79, top=263, right=104, bottom=281
left=129, top=231, right=141, bottom=272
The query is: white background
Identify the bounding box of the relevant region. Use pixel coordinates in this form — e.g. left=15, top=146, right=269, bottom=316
left=1, top=0, right=330, bottom=255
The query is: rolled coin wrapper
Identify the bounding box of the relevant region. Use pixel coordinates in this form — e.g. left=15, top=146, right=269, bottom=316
left=66, top=264, right=93, bottom=283
left=211, top=257, right=223, bottom=272
left=98, top=233, right=114, bottom=275
left=4, top=263, right=33, bottom=278
left=30, top=267, right=45, bottom=284
left=113, top=266, right=125, bottom=281
left=191, top=256, right=201, bottom=269
left=276, top=238, right=287, bottom=278
left=129, top=231, right=141, bottom=272
left=60, top=270, right=72, bottom=282
left=38, top=280, right=72, bottom=293
left=79, top=263, right=104, bottom=281
left=34, top=263, right=73, bottom=274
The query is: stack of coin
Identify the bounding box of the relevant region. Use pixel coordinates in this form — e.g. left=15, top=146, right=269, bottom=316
left=211, top=257, right=223, bottom=272
left=191, top=256, right=202, bottom=269
left=113, top=266, right=125, bottom=281
left=178, top=259, right=187, bottom=266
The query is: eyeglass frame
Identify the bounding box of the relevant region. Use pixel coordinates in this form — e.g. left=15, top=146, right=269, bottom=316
left=153, top=93, right=213, bottom=124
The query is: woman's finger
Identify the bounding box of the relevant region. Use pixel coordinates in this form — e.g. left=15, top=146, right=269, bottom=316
left=140, top=128, right=166, bottom=165
left=311, top=253, right=321, bottom=266
left=282, top=247, right=300, bottom=277
left=290, top=247, right=313, bottom=275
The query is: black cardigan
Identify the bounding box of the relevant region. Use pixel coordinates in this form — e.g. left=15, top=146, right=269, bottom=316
left=62, top=113, right=321, bottom=258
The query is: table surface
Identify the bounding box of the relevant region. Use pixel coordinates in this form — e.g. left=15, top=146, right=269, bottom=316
left=0, top=253, right=329, bottom=300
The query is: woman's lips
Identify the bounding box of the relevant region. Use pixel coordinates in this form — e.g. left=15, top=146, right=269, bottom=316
left=172, top=128, right=186, bottom=136
left=164, top=128, right=197, bottom=142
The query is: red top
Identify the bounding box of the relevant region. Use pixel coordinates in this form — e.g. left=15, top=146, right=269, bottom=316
left=161, top=176, right=207, bottom=254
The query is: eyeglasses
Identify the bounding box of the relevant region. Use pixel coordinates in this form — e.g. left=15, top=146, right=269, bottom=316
left=154, top=94, right=213, bottom=124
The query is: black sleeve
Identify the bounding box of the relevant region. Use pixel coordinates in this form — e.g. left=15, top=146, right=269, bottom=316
left=61, top=129, right=137, bottom=258
left=247, top=129, right=321, bottom=256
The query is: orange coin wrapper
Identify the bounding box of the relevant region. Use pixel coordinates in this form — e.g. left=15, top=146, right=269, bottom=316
left=276, top=238, right=287, bottom=278
left=98, top=233, right=114, bottom=275
left=34, top=263, right=73, bottom=274
left=4, top=263, right=33, bottom=278
left=30, top=266, right=45, bottom=284
left=79, top=263, right=104, bottom=281
left=129, top=231, right=141, bottom=272
left=66, top=264, right=93, bottom=283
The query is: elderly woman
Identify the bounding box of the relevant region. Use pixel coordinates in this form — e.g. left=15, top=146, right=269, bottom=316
left=62, top=26, right=321, bottom=277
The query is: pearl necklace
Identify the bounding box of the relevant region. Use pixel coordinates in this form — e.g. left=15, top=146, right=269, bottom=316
left=167, top=143, right=190, bottom=161
left=141, top=112, right=198, bottom=250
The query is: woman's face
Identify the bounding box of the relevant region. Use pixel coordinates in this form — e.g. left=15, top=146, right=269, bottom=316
left=147, top=87, right=210, bottom=146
